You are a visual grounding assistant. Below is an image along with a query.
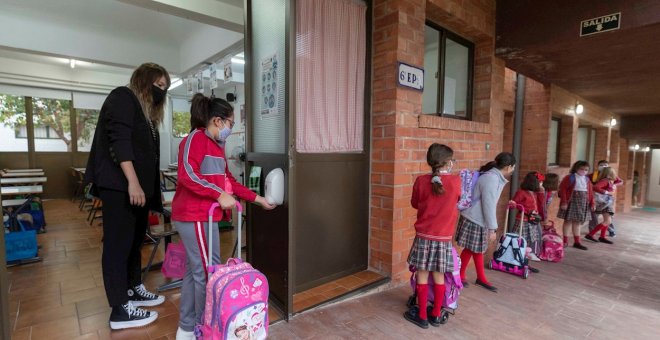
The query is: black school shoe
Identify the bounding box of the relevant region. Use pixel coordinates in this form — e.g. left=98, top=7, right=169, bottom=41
left=529, top=267, right=540, bottom=273
left=403, top=307, right=429, bottom=329
left=573, top=243, right=588, bottom=250
left=461, top=280, right=470, bottom=287
left=109, top=302, right=158, bottom=330
left=585, top=235, right=598, bottom=243
left=598, top=237, right=614, bottom=244
left=128, top=284, right=165, bottom=307
left=475, top=279, right=497, bottom=292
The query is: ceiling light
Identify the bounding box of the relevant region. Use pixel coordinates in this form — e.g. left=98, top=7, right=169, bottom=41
left=634, top=144, right=640, bottom=150
left=236, top=52, right=244, bottom=58
left=610, top=118, right=617, bottom=127
left=70, top=59, right=76, bottom=69
left=169, top=78, right=182, bottom=90
left=644, top=146, right=650, bottom=152
left=575, top=103, right=584, bottom=115
left=231, top=58, right=245, bottom=65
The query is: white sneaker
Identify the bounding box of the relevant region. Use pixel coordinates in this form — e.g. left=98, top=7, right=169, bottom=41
left=129, top=283, right=166, bottom=307
left=528, top=253, right=541, bottom=262
left=176, top=327, right=195, bottom=340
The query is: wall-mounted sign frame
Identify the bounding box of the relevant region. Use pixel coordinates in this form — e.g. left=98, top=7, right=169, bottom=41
left=397, top=62, right=424, bottom=91
left=580, top=12, right=621, bottom=37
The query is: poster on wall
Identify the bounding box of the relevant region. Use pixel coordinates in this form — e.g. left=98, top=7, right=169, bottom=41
left=195, top=72, right=204, bottom=93
left=209, top=63, right=218, bottom=90
left=186, top=76, right=193, bottom=95
left=224, top=56, right=233, bottom=84
left=260, top=52, right=279, bottom=117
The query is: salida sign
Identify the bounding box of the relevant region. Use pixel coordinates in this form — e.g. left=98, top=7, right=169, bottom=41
left=580, top=12, right=621, bottom=37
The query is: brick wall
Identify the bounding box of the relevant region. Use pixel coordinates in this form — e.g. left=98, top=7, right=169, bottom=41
left=518, top=78, right=550, bottom=178
left=371, top=0, right=508, bottom=283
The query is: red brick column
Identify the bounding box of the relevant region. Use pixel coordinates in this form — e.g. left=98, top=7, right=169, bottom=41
left=519, top=78, right=551, bottom=178
left=593, top=127, right=609, bottom=163
left=558, top=116, right=578, bottom=167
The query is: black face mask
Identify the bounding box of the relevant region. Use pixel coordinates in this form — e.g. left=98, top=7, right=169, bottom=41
left=151, top=85, right=166, bottom=105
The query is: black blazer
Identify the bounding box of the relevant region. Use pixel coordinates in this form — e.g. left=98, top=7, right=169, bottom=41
left=85, top=87, right=161, bottom=209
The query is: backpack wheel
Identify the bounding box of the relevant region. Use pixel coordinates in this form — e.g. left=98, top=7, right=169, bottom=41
left=440, top=310, right=450, bottom=324
left=523, top=267, right=529, bottom=279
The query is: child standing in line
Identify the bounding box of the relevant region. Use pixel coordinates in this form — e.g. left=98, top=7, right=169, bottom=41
left=404, top=143, right=461, bottom=329
left=585, top=167, right=617, bottom=244
left=557, top=161, right=595, bottom=250
left=171, top=94, right=276, bottom=340
left=511, top=172, right=544, bottom=262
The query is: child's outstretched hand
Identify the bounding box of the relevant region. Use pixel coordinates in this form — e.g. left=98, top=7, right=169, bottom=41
left=255, top=196, right=277, bottom=210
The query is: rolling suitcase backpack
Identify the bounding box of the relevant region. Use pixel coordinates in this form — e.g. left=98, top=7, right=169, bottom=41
left=490, top=203, right=531, bottom=279
left=197, top=202, right=269, bottom=340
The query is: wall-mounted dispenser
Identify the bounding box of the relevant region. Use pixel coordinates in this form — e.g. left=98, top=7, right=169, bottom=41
left=265, top=168, right=284, bottom=205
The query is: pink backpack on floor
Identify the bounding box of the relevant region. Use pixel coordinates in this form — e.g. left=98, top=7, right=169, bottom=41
left=539, top=223, right=564, bottom=263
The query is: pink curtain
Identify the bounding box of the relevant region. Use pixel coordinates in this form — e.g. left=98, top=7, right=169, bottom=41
left=296, top=0, right=366, bottom=153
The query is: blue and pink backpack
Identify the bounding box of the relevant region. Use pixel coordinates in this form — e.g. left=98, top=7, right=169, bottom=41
left=457, top=169, right=480, bottom=211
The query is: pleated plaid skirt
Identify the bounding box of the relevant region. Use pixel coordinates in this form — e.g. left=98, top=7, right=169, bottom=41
left=455, top=216, right=489, bottom=253
left=557, top=191, right=592, bottom=223
left=407, top=237, right=454, bottom=273
left=515, top=219, right=542, bottom=255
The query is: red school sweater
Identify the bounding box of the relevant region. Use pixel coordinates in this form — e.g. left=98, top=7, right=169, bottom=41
left=411, top=174, right=461, bottom=242
left=171, top=128, right=257, bottom=222
left=511, top=189, right=539, bottom=221
left=558, top=174, right=595, bottom=209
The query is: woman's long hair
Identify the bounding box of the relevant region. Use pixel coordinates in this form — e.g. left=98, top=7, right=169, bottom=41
left=128, top=62, right=170, bottom=125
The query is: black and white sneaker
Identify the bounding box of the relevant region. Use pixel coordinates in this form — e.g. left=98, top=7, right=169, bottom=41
left=128, top=284, right=165, bottom=307
left=109, top=301, right=158, bottom=330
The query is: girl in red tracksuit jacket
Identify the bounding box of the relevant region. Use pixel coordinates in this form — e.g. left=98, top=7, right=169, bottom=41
left=404, top=143, right=461, bottom=329
left=585, top=167, right=616, bottom=244
left=171, top=94, right=275, bottom=338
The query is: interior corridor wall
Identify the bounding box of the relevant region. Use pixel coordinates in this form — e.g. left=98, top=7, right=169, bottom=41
left=648, top=149, right=660, bottom=205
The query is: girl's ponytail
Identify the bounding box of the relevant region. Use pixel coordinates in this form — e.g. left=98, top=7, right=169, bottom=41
left=190, top=93, right=211, bottom=130
left=479, top=161, right=497, bottom=173
left=431, top=166, right=446, bottom=195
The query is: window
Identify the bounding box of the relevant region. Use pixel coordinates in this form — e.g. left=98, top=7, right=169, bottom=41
left=32, top=97, right=73, bottom=152
left=547, top=118, right=560, bottom=165
left=172, top=97, right=191, bottom=138
left=76, top=109, right=100, bottom=152
left=16, top=125, right=61, bottom=139
left=422, top=24, right=474, bottom=119
left=576, top=127, right=590, bottom=162
left=0, top=93, right=28, bottom=152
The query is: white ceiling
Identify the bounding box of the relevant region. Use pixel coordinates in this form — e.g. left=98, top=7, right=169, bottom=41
left=0, top=0, right=244, bottom=77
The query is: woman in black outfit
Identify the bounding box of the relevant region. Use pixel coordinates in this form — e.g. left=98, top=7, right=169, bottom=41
left=85, top=63, right=170, bottom=330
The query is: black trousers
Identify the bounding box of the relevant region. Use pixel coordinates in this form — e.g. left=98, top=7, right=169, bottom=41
left=99, top=188, right=149, bottom=307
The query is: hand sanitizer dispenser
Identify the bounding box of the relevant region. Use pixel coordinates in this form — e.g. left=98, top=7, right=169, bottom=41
left=264, top=168, right=284, bottom=205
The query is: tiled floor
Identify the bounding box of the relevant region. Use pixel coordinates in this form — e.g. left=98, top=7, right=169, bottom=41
left=6, top=199, right=273, bottom=339
left=5, top=199, right=385, bottom=339
left=269, top=209, right=660, bottom=339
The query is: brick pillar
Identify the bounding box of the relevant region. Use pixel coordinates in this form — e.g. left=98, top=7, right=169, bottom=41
left=558, top=115, right=577, bottom=167
left=519, top=78, right=550, bottom=178
left=370, top=0, right=426, bottom=281
left=616, top=139, right=632, bottom=213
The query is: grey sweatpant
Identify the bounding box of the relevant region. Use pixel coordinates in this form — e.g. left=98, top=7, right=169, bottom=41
left=174, top=220, right=221, bottom=332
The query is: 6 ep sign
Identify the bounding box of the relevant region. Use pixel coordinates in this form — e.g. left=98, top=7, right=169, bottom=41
left=398, top=62, right=424, bottom=91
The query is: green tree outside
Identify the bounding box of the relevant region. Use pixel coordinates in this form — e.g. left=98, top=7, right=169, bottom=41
left=173, top=110, right=190, bottom=138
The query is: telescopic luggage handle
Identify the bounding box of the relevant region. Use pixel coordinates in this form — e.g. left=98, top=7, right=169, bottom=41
left=207, top=201, right=244, bottom=273
left=505, top=202, right=525, bottom=234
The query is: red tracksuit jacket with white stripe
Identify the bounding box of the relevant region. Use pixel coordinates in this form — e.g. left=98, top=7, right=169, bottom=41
left=171, top=128, right=257, bottom=222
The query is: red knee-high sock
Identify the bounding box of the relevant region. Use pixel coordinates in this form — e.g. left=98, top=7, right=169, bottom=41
left=588, top=224, right=604, bottom=237
left=431, top=284, right=446, bottom=317
left=459, top=249, right=472, bottom=281
left=416, top=284, right=429, bottom=320
left=473, top=252, right=490, bottom=284
left=563, top=235, right=569, bottom=245
left=600, top=224, right=609, bottom=238
left=573, top=235, right=581, bottom=245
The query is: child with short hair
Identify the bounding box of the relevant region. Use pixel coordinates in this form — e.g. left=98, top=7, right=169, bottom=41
left=557, top=161, right=595, bottom=250
left=404, top=143, right=461, bottom=329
